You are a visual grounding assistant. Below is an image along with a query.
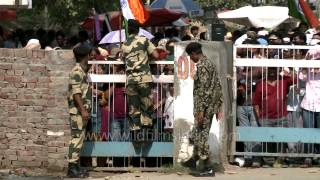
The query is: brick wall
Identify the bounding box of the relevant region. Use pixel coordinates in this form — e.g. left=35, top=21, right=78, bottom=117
left=0, top=48, right=75, bottom=171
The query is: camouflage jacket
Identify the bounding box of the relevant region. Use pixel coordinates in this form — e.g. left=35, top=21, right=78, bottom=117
left=193, top=57, right=223, bottom=115
left=68, top=63, right=92, bottom=115
left=122, top=34, right=156, bottom=84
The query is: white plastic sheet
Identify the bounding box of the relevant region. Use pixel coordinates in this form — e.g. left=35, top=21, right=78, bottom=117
left=218, top=6, right=289, bottom=29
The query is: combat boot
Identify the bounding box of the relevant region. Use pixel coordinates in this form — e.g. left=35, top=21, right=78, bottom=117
left=67, top=163, right=88, bottom=178
left=77, top=163, right=89, bottom=177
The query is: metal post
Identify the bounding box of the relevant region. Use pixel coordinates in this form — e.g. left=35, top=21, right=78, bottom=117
left=317, top=0, right=320, bottom=19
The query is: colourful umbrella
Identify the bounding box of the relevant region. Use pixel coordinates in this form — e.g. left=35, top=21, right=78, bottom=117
left=0, top=9, right=16, bottom=21
left=99, top=28, right=154, bottom=44
left=150, top=0, right=203, bottom=17
left=81, top=8, right=182, bottom=31
left=108, top=8, right=183, bottom=30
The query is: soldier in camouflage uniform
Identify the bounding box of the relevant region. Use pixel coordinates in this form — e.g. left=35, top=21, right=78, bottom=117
left=183, top=42, right=223, bottom=177
left=67, top=45, right=92, bottom=178
left=121, top=19, right=159, bottom=139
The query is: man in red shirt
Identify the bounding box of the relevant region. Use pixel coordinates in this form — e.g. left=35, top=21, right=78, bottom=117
left=253, top=67, right=294, bottom=127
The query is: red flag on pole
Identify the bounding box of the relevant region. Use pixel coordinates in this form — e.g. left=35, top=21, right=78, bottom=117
left=298, top=0, right=319, bottom=28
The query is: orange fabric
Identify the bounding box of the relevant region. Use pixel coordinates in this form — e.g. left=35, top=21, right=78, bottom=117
left=299, top=0, right=319, bottom=28
left=127, top=0, right=150, bottom=24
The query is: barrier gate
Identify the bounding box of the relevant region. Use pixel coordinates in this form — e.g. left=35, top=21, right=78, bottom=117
left=231, top=44, right=320, bottom=160
left=80, top=60, right=174, bottom=170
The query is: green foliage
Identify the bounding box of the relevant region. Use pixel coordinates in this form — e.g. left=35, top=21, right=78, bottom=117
left=196, top=0, right=250, bottom=9
left=196, top=0, right=288, bottom=10
left=16, top=0, right=119, bottom=30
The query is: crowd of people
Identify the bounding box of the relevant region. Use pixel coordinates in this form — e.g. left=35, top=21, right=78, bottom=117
left=234, top=22, right=320, bottom=168
left=2, top=18, right=320, bottom=173
left=0, top=24, right=206, bottom=144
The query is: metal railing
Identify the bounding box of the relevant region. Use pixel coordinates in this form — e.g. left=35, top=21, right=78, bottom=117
left=232, top=44, right=320, bottom=160
left=80, top=60, right=174, bottom=169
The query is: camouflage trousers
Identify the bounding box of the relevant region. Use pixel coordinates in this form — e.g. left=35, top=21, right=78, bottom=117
left=189, top=114, right=213, bottom=161
left=68, top=114, right=88, bottom=164
left=126, top=83, right=153, bottom=131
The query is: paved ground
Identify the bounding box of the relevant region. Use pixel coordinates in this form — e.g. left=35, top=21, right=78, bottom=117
left=1, top=167, right=320, bottom=180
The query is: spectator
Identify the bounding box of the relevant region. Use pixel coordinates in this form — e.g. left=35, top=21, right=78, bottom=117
left=4, top=31, right=17, bottom=48
left=292, top=32, right=307, bottom=45
left=109, top=65, right=128, bottom=141
left=181, top=26, right=200, bottom=41
left=253, top=67, right=294, bottom=125
left=0, top=26, right=4, bottom=48
left=75, top=30, right=92, bottom=48
left=56, top=30, right=66, bottom=49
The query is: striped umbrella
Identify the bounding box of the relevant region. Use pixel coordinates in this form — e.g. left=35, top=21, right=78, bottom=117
left=150, top=0, right=203, bottom=17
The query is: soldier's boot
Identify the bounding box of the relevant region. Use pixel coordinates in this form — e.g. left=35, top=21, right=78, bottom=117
left=67, top=163, right=88, bottom=178
left=181, top=158, right=197, bottom=170
left=191, top=169, right=215, bottom=177
left=181, top=155, right=198, bottom=170
left=76, top=163, right=89, bottom=177
left=191, top=158, right=215, bottom=177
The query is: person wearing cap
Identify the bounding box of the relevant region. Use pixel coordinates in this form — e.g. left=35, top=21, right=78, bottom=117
left=67, top=45, right=92, bottom=178
left=121, top=19, right=159, bottom=140
left=182, top=42, right=223, bottom=177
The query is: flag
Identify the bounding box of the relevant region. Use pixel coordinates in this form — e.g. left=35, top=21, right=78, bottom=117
left=94, top=14, right=102, bottom=41
left=288, top=0, right=319, bottom=28
left=120, top=0, right=150, bottom=24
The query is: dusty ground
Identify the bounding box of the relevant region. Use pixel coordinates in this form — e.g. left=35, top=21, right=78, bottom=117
left=1, top=166, right=320, bottom=180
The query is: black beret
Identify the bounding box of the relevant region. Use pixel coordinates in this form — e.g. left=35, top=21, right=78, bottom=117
left=128, top=19, right=140, bottom=29
left=73, top=44, right=92, bottom=57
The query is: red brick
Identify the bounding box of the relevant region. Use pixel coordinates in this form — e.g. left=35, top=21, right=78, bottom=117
left=26, top=145, right=43, bottom=151
left=33, top=106, right=44, bottom=112
left=0, top=82, right=8, bottom=88
left=14, top=83, right=26, bottom=88
left=7, top=105, right=17, bottom=111
left=26, top=117, right=42, bottom=123
left=7, top=155, right=17, bottom=161
left=17, top=151, right=35, bottom=156
left=14, top=49, right=27, bottom=58
left=6, top=70, right=14, bottom=75
left=48, top=147, right=57, bottom=153
left=4, top=75, right=21, bottom=82
left=29, top=65, right=46, bottom=72
left=11, top=161, right=41, bottom=167
left=2, top=49, right=14, bottom=57
left=33, top=50, right=45, bottom=59
left=22, top=77, right=37, bottom=83
left=17, top=100, right=34, bottom=106
left=27, top=49, right=33, bottom=58
left=38, top=77, right=51, bottom=83
left=26, top=83, right=36, bottom=88
left=17, top=155, right=36, bottom=162
left=1, top=99, right=16, bottom=105
left=0, top=63, right=12, bottom=70
left=36, top=83, right=49, bottom=88
left=0, top=92, right=8, bottom=99
left=7, top=94, right=17, bottom=99
left=14, top=70, right=24, bottom=76
left=48, top=141, right=65, bottom=147
left=12, top=63, right=28, bottom=70
left=33, top=99, right=47, bottom=106
left=4, top=150, right=16, bottom=155
left=3, top=121, right=18, bottom=128
left=1, top=87, right=17, bottom=93
left=48, top=153, right=65, bottom=159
